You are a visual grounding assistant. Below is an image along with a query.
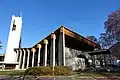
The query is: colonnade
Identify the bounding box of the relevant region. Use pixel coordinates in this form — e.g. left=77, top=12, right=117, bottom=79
left=15, top=32, right=65, bottom=70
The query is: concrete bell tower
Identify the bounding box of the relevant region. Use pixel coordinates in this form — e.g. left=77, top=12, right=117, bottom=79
left=4, top=15, right=22, bottom=64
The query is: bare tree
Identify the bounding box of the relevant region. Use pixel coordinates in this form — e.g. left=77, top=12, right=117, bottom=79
left=99, top=9, right=120, bottom=49
left=86, top=36, right=97, bottom=43
left=105, top=9, right=120, bottom=41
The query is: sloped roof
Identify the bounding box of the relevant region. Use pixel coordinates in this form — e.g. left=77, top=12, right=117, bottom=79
left=32, top=26, right=100, bottom=49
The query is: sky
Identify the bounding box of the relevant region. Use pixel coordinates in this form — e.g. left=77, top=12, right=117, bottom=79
left=0, top=0, right=119, bottom=53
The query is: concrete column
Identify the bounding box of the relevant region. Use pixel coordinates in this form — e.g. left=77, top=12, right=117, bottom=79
left=26, top=49, right=30, bottom=69
left=22, top=49, right=26, bottom=69
left=53, top=34, right=56, bottom=67
left=50, top=33, right=56, bottom=66
left=63, top=27, right=65, bottom=66
left=16, top=50, right=19, bottom=62
left=18, top=49, right=22, bottom=69
left=31, top=48, right=36, bottom=67
left=51, top=33, right=56, bottom=67
left=43, top=39, right=48, bottom=67
left=15, top=50, right=20, bottom=69
left=50, top=40, right=53, bottom=66
left=37, top=44, right=42, bottom=67
left=58, top=34, right=62, bottom=66
left=58, top=27, right=66, bottom=66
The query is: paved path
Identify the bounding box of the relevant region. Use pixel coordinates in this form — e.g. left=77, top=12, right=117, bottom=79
left=0, top=76, right=120, bottom=80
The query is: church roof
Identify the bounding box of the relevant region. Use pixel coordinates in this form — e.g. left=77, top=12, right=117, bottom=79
left=32, top=26, right=100, bottom=49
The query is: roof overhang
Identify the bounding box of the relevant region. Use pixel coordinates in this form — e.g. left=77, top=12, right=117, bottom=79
left=87, top=49, right=111, bottom=55
left=32, top=26, right=101, bottom=49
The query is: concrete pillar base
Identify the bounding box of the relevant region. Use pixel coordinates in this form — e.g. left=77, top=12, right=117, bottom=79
left=15, top=65, right=19, bottom=69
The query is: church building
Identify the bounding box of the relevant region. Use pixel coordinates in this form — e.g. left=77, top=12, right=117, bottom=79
left=3, top=15, right=115, bottom=70
left=13, top=26, right=100, bottom=70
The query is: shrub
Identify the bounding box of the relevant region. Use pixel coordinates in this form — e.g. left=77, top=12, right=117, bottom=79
left=24, top=67, right=40, bottom=76
left=38, top=66, right=52, bottom=76
left=24, top=66, right=71, bottom=76
left=54, top=66, right=71, bottom=76
left=25, top=66, right=52, bottom=76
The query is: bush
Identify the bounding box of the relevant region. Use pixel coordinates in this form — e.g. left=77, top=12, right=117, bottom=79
left=24, top=67, right=41, bottom=76
left=54, top=66, right=71, bottom=76
left=24, top=66, right=71, bottom=76
left=25, top=66, right=52, bottom=76
left=38, top=66, right=52, bottom=76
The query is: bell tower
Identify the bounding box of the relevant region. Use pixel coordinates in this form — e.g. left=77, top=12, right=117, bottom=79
left=4, top=15, right=22, bottom=64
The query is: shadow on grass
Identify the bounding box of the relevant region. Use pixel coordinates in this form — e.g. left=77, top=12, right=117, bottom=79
left=74, top=71, right=120, bottom=78
left=95, top=72, right=120, bottom=78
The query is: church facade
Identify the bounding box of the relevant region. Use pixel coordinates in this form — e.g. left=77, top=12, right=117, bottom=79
left=13, top=26, right=100, bottom=70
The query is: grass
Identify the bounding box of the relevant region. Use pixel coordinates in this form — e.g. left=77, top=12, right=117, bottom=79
left=0, top=70, right=120, bottom=78
left=73, top=72, right=120, bottom=78
left=0, top=70, right=25, bottom=76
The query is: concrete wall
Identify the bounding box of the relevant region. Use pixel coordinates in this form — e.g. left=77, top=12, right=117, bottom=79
left=4, top=15, right=22, bottom=63
left=65, top=47, right=85, bottom=70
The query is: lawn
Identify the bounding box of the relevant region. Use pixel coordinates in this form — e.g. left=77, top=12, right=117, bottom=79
left=0, top=70, right=120, bottom=80
left=73, top=72, right=120, bottom=78
left=0, top=70, right=120, bottom=78
left=0, top=70, right=25, bottom=76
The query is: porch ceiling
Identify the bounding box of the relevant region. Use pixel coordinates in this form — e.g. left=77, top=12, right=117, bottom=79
left=65, top=34, right=95, bottom=51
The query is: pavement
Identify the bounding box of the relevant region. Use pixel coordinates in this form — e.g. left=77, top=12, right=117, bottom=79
left=0, top=76, right=120, bottom=80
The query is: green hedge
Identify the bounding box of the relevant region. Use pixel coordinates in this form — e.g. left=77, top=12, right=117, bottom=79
left=24, top=66, right=71, bottom=76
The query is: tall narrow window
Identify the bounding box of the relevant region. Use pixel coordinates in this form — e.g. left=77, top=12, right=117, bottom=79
left=12, top=20, right=16, bottom=31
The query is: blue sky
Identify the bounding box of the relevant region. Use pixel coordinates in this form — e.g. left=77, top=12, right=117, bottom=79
left=0, top=0, right=119, bottom=53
